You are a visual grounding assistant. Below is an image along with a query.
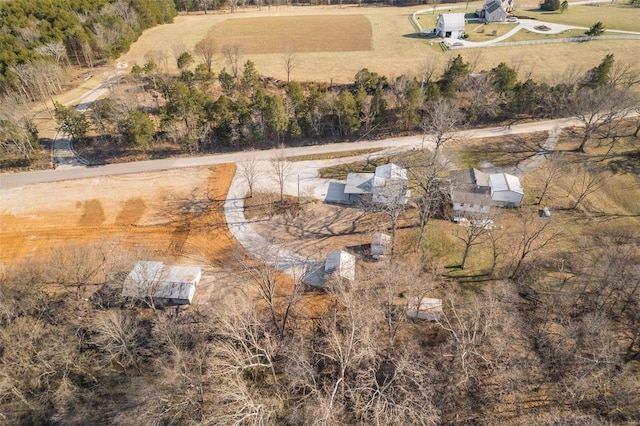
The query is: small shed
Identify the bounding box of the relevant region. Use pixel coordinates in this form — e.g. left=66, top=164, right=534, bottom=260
left=122, top=261, right=202, bottom=305
left=407, top=297, right=443, bottom=321
left=324, top=250, right=356, bottom=282
left=371, top=233, right=392, bottom=260
left=436, top=13, right=466, bottom=39
left=489, top=173, right=524, bottom=207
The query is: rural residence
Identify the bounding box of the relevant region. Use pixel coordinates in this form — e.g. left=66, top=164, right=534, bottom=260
left=436, top=13, right=466, bottom=39
left=343, top=163, right=410, bottom=205
left=478, top=0, right=513, bottom=23
left=450, top=169, right=524, bottom=219
left=122, top=261, right=202, bottom=306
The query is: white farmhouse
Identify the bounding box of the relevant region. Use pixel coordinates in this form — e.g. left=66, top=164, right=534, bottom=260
left=489, top=172, right=524, bottom=207
left=450, top=168, right=492, bottom=220
left=122, top=261, right=202, bottom=306
left=436, top=13, right=466, bottom=39
left=480, top=0, right=513, bottom=23
left=344, top=163, right=410, bottom=205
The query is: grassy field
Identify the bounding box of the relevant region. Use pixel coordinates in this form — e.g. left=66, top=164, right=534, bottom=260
left=464, top=22, right=519, bottom=41
left=445, top=131, right=549, bottom=169
left=118, top=4, right=640, bottom=84
left=207, top=15, right=372, bottom=54
left=516, top=4, right=640, bottom=32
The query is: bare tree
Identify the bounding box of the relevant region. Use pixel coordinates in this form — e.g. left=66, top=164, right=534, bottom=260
left=566, top=163, right=606, bottom=210
left=455, top=212, right=493, bottom=270
left=536, top=152, right=566, bottom=206
left=570, top=85, right=635, bottom=152
left=237, top=156, right=263, bottom=198
left=404, top=151, right=449, bottom=251
left=437, top=293, right=500, bottom=384
left=270, top=144, right=293, bottom=202
left=283, top=47, right=296, bottom=83
left=222, top=44, right=243, bottom=80
left=422, top=97, right=463, bottom=154
left=235, top=243, right=305, bottom=337
left=509, top=209, right=562, bottom=279
left=418, top=56, right=441, bottom=86
left=92, top=310, right=140, bottom=370
left=194, top=36, right=216, bottom=73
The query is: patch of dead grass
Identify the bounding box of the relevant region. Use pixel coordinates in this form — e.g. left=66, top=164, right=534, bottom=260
left=207, top=15, right=372, bottom=54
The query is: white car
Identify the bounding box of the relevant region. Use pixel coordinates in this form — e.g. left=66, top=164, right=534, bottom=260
left=507, top=17, right=518, bottom=23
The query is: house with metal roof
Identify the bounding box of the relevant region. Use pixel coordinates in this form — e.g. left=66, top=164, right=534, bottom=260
left=449, top=169, right=524, bottom=218
left=479, top=0, right=513, bottom=22
left=122, top=261, right=202, bottom=306
left=449, top=168, right=493, bottom=219
left=436, top=13, right=466, bottom=39
left=343, top=163, right=410, bottom=206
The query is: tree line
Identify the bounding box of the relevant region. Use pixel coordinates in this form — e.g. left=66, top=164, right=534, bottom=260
left=0, top=0, right=177, bottom=94
left=49, top=49, right=638, bottom=164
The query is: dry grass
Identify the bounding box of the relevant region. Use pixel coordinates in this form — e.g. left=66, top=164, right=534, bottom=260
left=286, top=148, right=384, bottom=162
left=445, top=131, right=549, bottom=169
left=518, top=4, right=640, bottom=32
left=207, top=15, right=372, bottom=54
left=464, top=23, right=518, bottom=42
left=117, top=5, right=640, bottom=84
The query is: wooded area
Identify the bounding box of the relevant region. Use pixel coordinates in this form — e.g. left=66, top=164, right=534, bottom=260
left=1, top=2, right=639, bottom=424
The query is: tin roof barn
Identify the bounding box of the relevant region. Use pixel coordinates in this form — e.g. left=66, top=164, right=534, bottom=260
left=122, top=261, right=202, bottom=306
left=489, top=173, right=523, bottom=207
left=436, top=13, right=466, bottom=39
left=407, top=297, right=443, bottom=321
left=324, top=250, right=356, bottom=282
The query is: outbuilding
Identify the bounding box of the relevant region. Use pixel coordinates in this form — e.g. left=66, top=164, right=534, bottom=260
left=436, top=13, right=466, bottom=39
left=406, top=297, right=443, bottom=321
left=122, top=261, right=202, bottom=306
left=489, top=172, right=524, bottom=207
left=324, top=250, right=356, bottom=282
left=371, top=233, right=392, bottom=259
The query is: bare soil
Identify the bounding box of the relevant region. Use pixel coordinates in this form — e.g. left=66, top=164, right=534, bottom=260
left=0, top=164, right=244, bottom=307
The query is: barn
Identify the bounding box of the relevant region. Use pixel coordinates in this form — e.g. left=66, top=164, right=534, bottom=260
left=122, top=261, right=202, bottom=306
left=436, top=13, right=466, bottom=39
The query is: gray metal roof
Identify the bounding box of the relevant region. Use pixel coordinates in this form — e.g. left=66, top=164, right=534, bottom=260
left=344, top=173, right=374, bottom=194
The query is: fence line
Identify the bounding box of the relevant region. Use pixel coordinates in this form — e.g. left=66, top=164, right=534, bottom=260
left=449, top=34, right=640, bottom=49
